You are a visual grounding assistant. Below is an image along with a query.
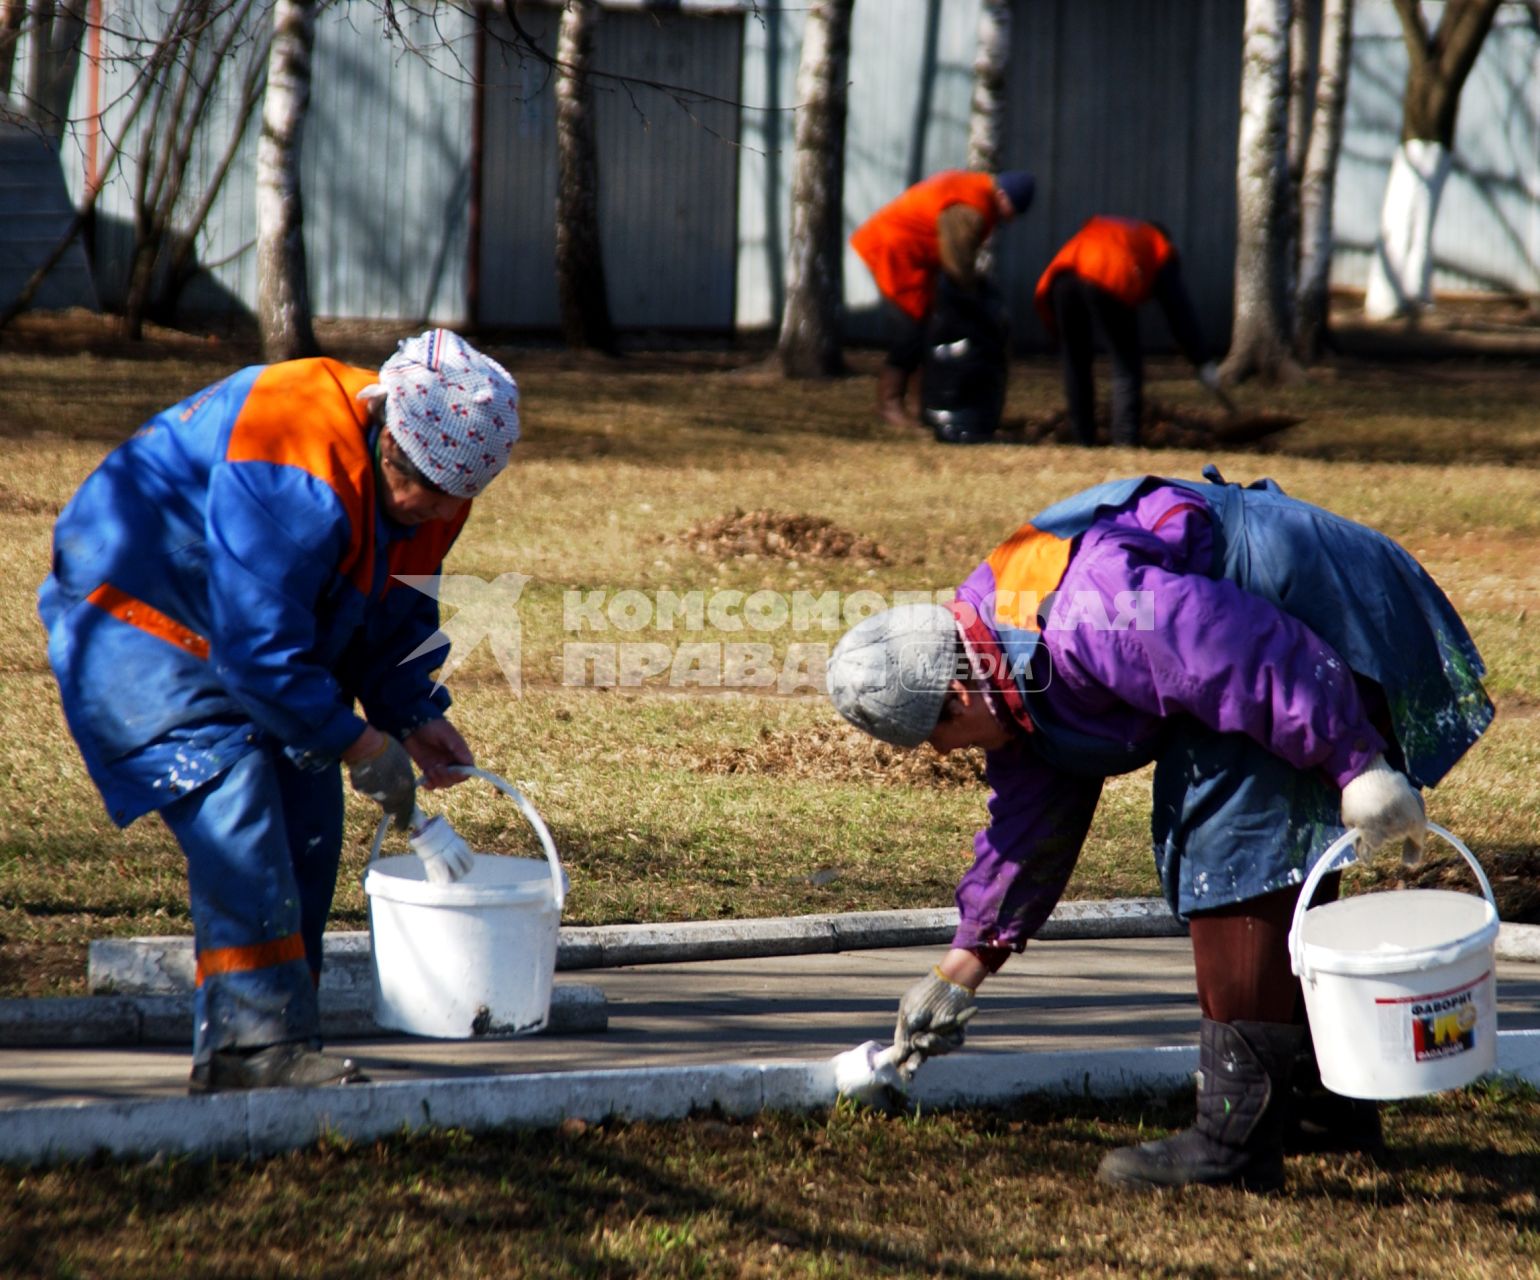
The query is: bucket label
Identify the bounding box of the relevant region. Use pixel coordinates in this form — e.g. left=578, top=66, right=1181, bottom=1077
left=1375, top=971, right=1491, bottom=1064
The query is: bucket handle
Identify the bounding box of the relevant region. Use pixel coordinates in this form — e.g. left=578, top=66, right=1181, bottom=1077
left=366, top=765, right=566, bottom=912
left=1288, top=822, right=1496, bottom=980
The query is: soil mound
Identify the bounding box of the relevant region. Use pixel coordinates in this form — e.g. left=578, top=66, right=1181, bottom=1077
left=679, top=510, right=889, bottom=565
left=693, top=721, right=983, bottom=789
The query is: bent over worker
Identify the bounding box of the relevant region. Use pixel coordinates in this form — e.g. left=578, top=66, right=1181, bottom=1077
left=1035, top=216, right=1219, bottom=446
left=825, top=469, right=1493, bottom=1191
left=39, top=330, right=521, bottom=1092
left=851, top=168, right=1035, bottom=426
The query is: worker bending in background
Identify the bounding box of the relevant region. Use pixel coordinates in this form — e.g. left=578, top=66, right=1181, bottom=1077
left=39, top=330, right=521, bottom=1092
left=851, top=169, right=1036, bottom=426
left=1035, top=216, right=1221, bottom=447
left=824, top=468, right=1492, bottom=1191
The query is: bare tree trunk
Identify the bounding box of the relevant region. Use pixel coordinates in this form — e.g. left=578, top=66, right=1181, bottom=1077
left=1284, top=0, right=1312, bottom=309
left=1295, top=0, right=1353, bottom=360
left=967, top=0, right=1012, bottom=280
left=777, top=0, right=851, bottom=379
left=20, top=0, right=86, bottom=137
left=1364, top=0, right=1500, bottom=318
left=1222, top=0, right=1299, bottom=386
left=256, top=0, right=318, bottom=362
left=554, top=0, right=617, bottom=355
left=0, top=0, right=24, bottom=100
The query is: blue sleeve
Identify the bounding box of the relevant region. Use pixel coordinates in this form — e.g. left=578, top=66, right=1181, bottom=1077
left=348, top=575, right=454, bottom=739
left=204, top=460, right=367, bottom=763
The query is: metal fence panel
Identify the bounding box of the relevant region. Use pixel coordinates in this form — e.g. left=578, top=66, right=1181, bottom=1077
left=479, top=4, right=742, bottom=331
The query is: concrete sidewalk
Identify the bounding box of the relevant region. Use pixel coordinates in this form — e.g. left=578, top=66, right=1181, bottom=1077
left=5, top=935, right=1540, bottom=1166
left=4, top=910, right=1539, bottom=1167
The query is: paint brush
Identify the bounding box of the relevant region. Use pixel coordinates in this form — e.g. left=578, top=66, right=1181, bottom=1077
left=830, top=1039, right=908, bottom=1106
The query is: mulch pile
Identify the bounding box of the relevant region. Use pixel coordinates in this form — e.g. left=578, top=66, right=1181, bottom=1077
left=678, top=510, right=889, bottom=565
left=691, top=721, right=984, bottom=789
left=1011, top=401, right=1303, bottom=450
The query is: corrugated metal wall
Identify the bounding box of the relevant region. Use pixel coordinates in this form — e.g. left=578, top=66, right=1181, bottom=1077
left=737, top=0, right=1243, bottom=347
left=479, top=4, right=741, bottom=331
left=1334, top=1, right=1540, bottom=296
left=39, top=0, right=1540, bottom=333
left=70, top=0, right=477, bottom=322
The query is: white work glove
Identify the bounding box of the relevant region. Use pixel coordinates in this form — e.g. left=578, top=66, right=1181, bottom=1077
left=1340, top=753, right=1426, bottom=866
left=1196, top=361, right=1222, bottom=392
left=893, top=967, right=978, bottom=1080
left=346, top=734, right=417, bottom=832
left=407, top=813, right=475, bottom=885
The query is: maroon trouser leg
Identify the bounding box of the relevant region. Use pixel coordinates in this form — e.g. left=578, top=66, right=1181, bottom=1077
left=1188, top=877, right=1340, bottom=1025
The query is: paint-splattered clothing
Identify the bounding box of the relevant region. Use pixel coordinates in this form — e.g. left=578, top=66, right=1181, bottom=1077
left=39, top=358, right=462, bottom=827
left=38, top=358, right=466, bottom=1062
left=947, top=474, right=1492, bottom=950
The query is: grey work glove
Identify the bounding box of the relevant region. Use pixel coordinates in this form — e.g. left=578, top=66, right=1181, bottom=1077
left=893, top=966, right=978, bottom=1080
left=347, top=734, right=417, bottom=832
left=1340, top=753, right=1426, bottom=866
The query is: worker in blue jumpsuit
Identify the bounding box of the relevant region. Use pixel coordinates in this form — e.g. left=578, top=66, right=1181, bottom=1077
left=39, top=329, right=522, bottom=1091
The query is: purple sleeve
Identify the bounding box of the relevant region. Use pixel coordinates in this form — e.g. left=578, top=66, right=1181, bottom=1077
left=1046, top=498, right=1385, bottom=789
left=951, top=743, right=1103, bottom=951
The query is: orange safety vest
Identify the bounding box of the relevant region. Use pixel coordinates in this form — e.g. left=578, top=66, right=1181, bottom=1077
left=851, top=171, right=1001, bottom=321
left=1033, top=217, right=1176, bottom=330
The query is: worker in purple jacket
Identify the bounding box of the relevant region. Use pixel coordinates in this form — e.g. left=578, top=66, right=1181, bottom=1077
left=825, top=468, right=1493, bottom=1192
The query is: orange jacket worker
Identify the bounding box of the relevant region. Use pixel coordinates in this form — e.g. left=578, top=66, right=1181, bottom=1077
left=852, top=169, right=1035, bottom=425
left=1034, top=217, right=1217, bottom=447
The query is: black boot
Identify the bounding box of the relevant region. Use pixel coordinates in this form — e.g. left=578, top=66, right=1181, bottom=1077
left=1097, top=1019, right=1305, bottom=1191
left=1283, top=1031, right=1385, bottom=1158
left=189, top=1042, right=369, bottom=1094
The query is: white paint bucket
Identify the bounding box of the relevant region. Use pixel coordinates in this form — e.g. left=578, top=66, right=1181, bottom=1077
left=1289, top=823, right=1500, bottom=1100
left=364, top=768, right=567, bottom=1039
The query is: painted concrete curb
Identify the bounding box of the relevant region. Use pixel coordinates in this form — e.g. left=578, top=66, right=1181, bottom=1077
left=0, top=984, right=609, bottom=1049
left=88, top=899, right=1187, bottom=1000
left=4, top=1031, right=1538, bottom=1169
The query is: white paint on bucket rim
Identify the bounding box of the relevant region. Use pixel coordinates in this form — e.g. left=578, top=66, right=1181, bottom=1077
left=364, top=768, right=567, bottom=1040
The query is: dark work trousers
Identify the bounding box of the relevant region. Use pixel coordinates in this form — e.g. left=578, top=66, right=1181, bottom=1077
left=882, top=300, right=929, bottom=375
left=1050, top=272, right=1144, bottom=446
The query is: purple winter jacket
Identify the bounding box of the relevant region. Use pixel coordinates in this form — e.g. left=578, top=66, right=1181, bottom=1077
left=947, top=483, right=1388, bottom=952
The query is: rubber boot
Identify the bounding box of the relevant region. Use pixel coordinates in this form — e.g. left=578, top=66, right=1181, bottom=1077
left=189, top=1041, right=369, bottom=1094
left=1097, top=1019, right=1305, bottom=1191
left=1284, top=1031, right=1385, bottom=1159
left=877, top=365, right=917, bottom=426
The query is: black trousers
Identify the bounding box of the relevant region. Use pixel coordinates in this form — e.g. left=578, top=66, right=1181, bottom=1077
left=1050, top=272, right=1144, bottom=446
left=881, top=300, right=929, bottom=375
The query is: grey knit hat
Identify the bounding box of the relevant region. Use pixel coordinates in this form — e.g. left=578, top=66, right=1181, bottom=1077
left=826, top=604, right=960, bottom=748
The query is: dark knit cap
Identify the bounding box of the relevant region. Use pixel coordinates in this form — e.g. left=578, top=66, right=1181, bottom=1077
left=994, top=170, right=1036, bottom=216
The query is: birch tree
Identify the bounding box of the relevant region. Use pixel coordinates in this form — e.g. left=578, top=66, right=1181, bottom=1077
left=1295, top=0, right=1353, bottom=359
left=255, top=0, right=318, bottom=361
left=1363, top=0, right=1500, bottom=319
left=554, top=0, right=616, bottom=355
left=967, top=0, right=1011, bottom=280
left=777, top=0, right=851, bottom=379
left=1223, top=0, right=1298, bottom=384
left=30, top=0, right=86, bottom=134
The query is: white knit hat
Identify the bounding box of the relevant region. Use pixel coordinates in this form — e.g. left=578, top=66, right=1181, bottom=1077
left=826, top=604, right=960, bottom=748
left=361, top=329, right=520, bottom=498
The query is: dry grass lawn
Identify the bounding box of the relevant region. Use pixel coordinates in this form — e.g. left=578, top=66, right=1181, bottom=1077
left=2, top=314, right=1540, bottom=1274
